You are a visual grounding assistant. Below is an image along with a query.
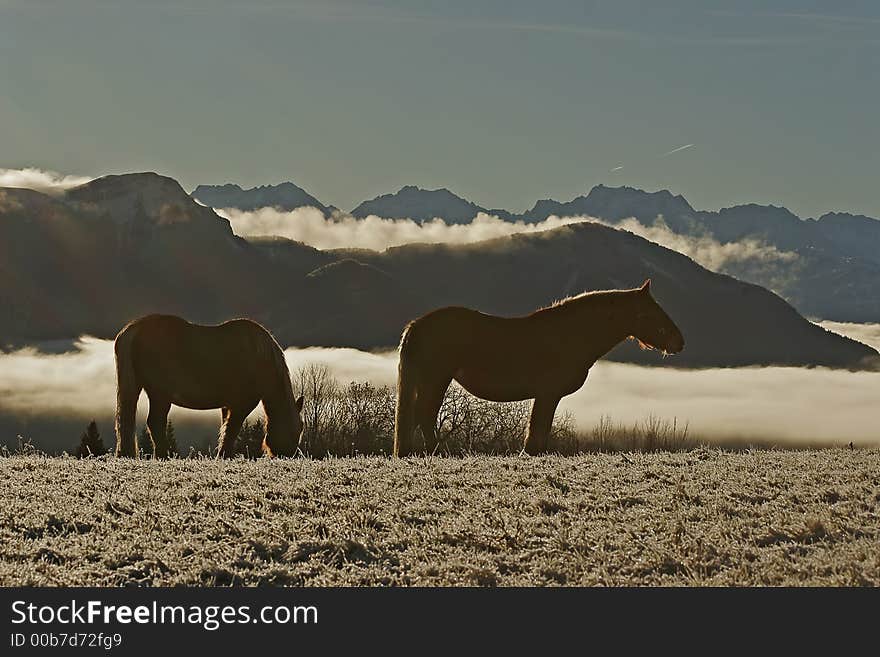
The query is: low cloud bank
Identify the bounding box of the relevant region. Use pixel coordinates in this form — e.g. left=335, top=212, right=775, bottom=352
left=605, top=217, right=798, bottom=271
left=0, top=340, right=397, bottom=422
left=2, top=334, right=879, bottom=451
left=218, top=206, right=586, bottom=251
left=219, top=206, right=797, bottom=272
left=0, top=170, right=796, bottom=273
left=558, top=363, right=878, bottom=445
left=0, top=168, right=92, bottom=195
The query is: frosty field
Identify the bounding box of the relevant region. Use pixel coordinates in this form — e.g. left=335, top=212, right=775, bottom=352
left=1, top=450, right=878, bottom=586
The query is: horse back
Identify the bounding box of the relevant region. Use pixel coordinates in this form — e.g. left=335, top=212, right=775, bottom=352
left=401, top=305, right=589, bottom=390
left=401, top=306, right=534, bottom=365
left=121, top=315, right=280, bottom=405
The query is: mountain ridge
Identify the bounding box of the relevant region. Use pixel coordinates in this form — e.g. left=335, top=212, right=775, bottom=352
left=2, top=172, right=877, bottom=368
left=192, top=181, right=336, bottom=215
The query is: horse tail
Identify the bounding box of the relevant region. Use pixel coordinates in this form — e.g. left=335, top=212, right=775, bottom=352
left=394, top=322, right=419, bottom=457
left=114, top=321, right=141, bottom=458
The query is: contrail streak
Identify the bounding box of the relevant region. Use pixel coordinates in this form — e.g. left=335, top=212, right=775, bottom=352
left=661, top=143, right=694, bottom=157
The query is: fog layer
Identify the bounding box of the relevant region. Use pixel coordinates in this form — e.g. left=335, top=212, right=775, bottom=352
left=2, top=331, right=878, bottom=451
left=221, top=207, right=795, bottom=272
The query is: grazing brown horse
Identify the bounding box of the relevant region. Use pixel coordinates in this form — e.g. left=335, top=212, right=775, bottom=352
left=394, top=280, right=684, bottom=456
left=114, top=315, right=304, bottom=458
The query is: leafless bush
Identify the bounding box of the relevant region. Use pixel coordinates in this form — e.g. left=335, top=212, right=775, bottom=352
left=293, top=363, right=339, bottom=455
left=0, top=435, right=40, bottom=457
left=563, top=414, right=693, bottom=453
left=288, top=368, right=573, bottom=456
left=181, top=363, right=698, bottom=457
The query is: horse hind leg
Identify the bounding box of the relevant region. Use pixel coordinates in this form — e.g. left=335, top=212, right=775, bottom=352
left=115, top=385, right=142, bottom=458
left=416, top=378, right=451, bottom=455
left=523, top=396, right=561, bottom=456
left=394, top=356, right=419, bottom=457
left=114, top=331, right=142, bottom=458
left=146, top=396, right=172, bottom=459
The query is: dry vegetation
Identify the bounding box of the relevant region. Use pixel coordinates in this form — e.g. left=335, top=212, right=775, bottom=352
left=1, top=449, right=878, bottom=586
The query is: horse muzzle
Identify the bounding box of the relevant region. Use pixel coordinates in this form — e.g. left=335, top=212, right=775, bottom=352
left=667, top=336, right=685, bottom=354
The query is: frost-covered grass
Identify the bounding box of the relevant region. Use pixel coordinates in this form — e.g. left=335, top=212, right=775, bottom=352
left=1, top=450, right=878, bottom=586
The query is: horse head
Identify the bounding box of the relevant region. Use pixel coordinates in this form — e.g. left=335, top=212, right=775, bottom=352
left=264, top=394, right=305, bottom=457
left=629, top=280, right=685, bottom=355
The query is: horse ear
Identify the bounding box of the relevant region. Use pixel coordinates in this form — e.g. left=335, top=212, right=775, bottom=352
left=640, top=278, right=651, bottom=293
left=295, top=395, right=304, bottom=412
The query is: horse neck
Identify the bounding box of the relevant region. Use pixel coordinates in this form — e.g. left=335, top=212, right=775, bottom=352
left=263, top=389, right=295, bottom=434
left=567, top=291, right=637, bottom=361
left=261, top=346, right=296, bottom=435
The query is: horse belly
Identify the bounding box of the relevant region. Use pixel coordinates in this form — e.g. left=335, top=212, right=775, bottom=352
left=139, top=358, right=245, bottom=410
left=453, top=368, right=533, bottom=402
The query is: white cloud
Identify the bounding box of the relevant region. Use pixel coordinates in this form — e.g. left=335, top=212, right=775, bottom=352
left=283, top=346, right=398, bottom=387
left=558, top=361, right=879, bottom=446
left=218, top=205, right=797, bottom=273
left=0, top=168, right=92, bottom=195
left=606, top=217, right=798, bottom=271
left=2, top=337, right=878, bottom=448
left=0, top=339, right=397, bottom=423
left=218, top=206, right=588, bottom=251
left=816, top=320, right=880, bottom=352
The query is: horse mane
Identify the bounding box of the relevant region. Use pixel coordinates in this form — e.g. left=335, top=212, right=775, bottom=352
left=538, top=287, right=657, bottom=352
left=264, top=330, right=296, bottom=412
left=539, top=287, right=637, bottom=313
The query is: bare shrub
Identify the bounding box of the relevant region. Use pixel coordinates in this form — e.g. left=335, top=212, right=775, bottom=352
left=235, top=418, right=266, bottom=459
left=181, top=362, right=698, bottom=457
left=563, top=414, right=693, bottom=453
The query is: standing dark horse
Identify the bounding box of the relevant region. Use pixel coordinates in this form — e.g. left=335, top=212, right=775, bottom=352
left=114, top=315, right=304, bottom=458
left=394, top=280, right=684, bottom=456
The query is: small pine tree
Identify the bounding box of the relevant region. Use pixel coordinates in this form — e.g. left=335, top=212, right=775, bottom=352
left=166, top=419, right=178, bottom=457
left=137, top=424, right=152, bottom=457
left=235, top=418, right=265, bottom=459
left=76, top=420, right=107, bottom=458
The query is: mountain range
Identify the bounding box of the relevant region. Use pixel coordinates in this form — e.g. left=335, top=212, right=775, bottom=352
left=350, top=185, right=517, bottom=224
left=0, top=172, right=875, bottom=370
left=192, top=181, right=337, bottom=215
left=192, top=181, right=880, bottom=323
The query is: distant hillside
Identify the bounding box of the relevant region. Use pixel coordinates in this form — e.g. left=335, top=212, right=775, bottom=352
left=272, top=223, right=874, bottom=368
left=1, top=173, right=875, bottom=369
left=520, top=185, right=880, bottom=323
left=0, top=173, right=280, bottom=342
left=191, top=181, right=336, bottom=215
left=199, top=178, right=880, bottom=323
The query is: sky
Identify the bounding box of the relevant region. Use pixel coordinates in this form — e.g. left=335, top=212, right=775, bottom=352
left=1, top=1, right=878, bottom=218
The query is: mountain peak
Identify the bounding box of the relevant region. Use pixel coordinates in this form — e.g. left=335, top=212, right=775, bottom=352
left=351, top=185, right=493, bottom=224
left=64, top=173, right=196, bottom=218
left=191, top=180, right=334, bottom=214
left=585, top=184, right=694, bottom=211
left=67, top=172, right=189, bottom=202
left=524, top=184, right=695, bottom=228
left=818, top=211, right=880, bottom=225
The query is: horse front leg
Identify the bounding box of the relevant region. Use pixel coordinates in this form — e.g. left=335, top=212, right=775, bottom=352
left=217, top=407, right=246, bottom=458
left=146, top=396, right=172, bottom=459
left=523, top=395, right=561, bottom=456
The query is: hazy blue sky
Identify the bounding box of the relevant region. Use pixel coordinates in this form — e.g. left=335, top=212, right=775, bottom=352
left=1, top=0, right=877, bottom=217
